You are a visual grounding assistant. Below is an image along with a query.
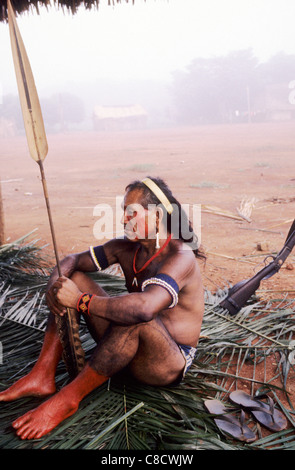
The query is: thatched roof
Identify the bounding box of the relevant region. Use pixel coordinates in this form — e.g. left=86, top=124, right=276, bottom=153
left=0, top=0, right=136, bottom=23
left=94, top=104, right=147, bottom=120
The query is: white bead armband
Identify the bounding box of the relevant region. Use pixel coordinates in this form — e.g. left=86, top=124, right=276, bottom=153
left=141, top=273, right=179, bottom=309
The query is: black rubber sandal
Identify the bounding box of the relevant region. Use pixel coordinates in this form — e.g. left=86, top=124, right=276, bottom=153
left=229, top=391, right=287, bottom=432
left=204, top=399, right=256, bottom=442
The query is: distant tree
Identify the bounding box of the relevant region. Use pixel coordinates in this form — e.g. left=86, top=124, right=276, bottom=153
left=172, top=49, right=261, bottom=124
left=0, top=94, right=23, bottom=129
left=257, top=52, right=295, bottom=85
left=42, top=92, right=85, bottom=131
left=0, top=92, right=85, bottom=133
left=172, top=58, right=220, bottom=124
left=172, top=49, right=295, bottom=125
left=215, top=50, right=260, bottom=121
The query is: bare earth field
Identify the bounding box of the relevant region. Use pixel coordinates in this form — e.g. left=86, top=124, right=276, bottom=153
left=1, top=122, right=295, bottom=435
left=1, top=122, right=294, bottom=292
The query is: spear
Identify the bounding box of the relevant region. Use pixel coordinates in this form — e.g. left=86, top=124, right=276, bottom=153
left=7, top=0, right=85, bottom=379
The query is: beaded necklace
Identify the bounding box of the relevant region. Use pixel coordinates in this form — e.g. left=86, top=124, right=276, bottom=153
left=132, top=234, right=172, bottom=287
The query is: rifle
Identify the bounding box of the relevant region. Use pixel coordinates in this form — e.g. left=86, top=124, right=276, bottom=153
left=220, top=219, right=295, bottom=315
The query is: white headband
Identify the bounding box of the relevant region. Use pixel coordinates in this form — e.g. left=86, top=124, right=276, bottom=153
left=142, top=178, right=173, bottom=214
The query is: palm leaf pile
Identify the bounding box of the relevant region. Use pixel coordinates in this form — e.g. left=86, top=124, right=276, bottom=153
left=0, top=233, right=294, bottom=450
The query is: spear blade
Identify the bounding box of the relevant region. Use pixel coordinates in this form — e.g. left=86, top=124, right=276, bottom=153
left=7, top=0, right=48, bottom=162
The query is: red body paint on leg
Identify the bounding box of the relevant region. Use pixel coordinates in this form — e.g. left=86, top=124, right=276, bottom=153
left=12, top=364, right=108, bottom=440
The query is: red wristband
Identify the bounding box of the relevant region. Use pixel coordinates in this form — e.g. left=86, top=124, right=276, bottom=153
left=76, top=292, right=94, bottom=315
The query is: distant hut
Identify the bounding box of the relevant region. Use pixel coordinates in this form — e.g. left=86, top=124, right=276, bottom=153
left=93, top=104, right=147, bottom=131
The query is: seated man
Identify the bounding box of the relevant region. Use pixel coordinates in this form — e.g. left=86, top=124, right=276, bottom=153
left=0, top=176, right=205, bottom=440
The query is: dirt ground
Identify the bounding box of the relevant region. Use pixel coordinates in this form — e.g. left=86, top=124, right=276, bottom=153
left=1, top=122, right=295, bottom=432
left=1, top=122, right=294, bottom=289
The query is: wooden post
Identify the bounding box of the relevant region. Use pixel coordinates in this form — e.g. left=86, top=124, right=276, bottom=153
left=246, top=86, right=252, bottom=123
left=0, top=180, right=4, bottom=245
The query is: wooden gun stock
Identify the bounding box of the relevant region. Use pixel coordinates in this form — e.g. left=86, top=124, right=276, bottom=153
left=220, top=219, right=295, bottom=315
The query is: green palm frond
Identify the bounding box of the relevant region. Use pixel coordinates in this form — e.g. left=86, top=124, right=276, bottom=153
left=0, top=233, right=294, bottom=450
left=0, top=229, right=50, bottom=284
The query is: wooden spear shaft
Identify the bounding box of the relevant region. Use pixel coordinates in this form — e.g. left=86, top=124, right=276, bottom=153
left=37, top=159, right=84, bottom=380
left=37, top=159, right=62, bottom=276
left=7, top=0, right=84, bottom=378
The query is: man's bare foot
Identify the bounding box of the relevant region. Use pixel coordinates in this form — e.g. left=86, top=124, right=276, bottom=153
left=12, top=390, right=78, bottom=440
left=0, top=372, right=56, bottom=402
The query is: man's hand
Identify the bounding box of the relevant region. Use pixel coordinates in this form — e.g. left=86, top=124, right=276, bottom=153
left=46, top=277, right=67, bottom=316
left=45, top=251, right=100, bottom=316
left=51, top=276, right=82, bottom=316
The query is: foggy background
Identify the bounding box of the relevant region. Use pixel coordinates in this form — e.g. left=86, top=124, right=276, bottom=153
left=1, top=0, right=295, bottom=132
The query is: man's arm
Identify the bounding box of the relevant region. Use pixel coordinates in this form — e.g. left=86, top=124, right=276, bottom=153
left=46, top=239, right=120, bottom=315
left=50, top=250, right=98, bottom=279
left=54, top=247, right=196, bottom=325
left=55, top=275, right=173, bottom=325
left=46, top=251, right=94, bottom=316
left=89, top=247, right=197, bottom=325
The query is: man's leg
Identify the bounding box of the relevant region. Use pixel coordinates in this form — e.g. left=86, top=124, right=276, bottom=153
left=0, top=314, right=62, bottom=402
left=70, top=272, right=186, bottom=385
left=0, top=271, right=109, bottom=402
left=12, top=317, right=185, bottom=439
left=12, top=363, right=108, bottom=440
left=90, top=318, right=186, bottom=386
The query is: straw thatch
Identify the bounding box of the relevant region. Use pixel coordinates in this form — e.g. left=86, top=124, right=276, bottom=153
left=0, top=0, right=136, bottom=22
left=0, top=233, right=294, bottom=450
